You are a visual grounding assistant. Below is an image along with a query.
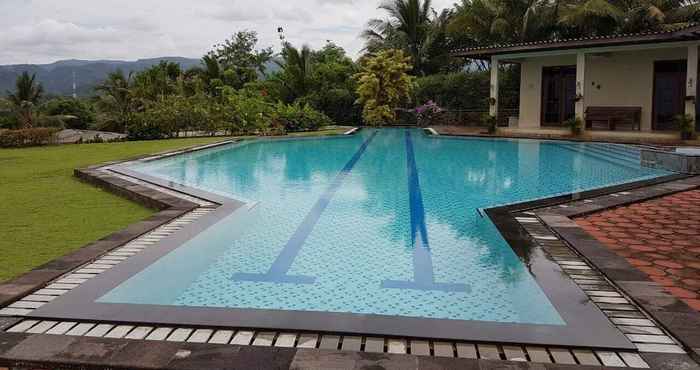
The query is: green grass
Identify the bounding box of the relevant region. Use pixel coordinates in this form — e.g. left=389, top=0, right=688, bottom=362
left=0, top=128, right=347, bottom=282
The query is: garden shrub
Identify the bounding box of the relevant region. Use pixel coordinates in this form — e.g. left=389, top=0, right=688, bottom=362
left=0, top=128, right=60, bottom=147
left=272, top=102, right=332, bottom=132
left=0, top=114, right=19, bottom=129
left=224, top=89, right=274, bottom=135
left=414, top=72, right=489, bottom=110
left=41, top=98, right=96, bottom=129
left=414, top=67, right=520, bottom=112
left=128, top=95, right=217, bottom=140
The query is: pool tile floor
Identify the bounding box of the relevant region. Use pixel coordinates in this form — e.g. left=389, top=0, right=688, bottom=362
left=576, top=189, right=700, bottom=311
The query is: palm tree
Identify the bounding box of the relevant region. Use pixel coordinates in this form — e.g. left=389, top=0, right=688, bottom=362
left=191, top=54, right=225, bottom=96
left=95, top=70, right=134, bottom=133
left=362, top=0, right=435, bottom=74
left=559, top=0, right=700, bottom=36
left=448, top=0, right=561, bottom=47
left=7, top=72, right=44, bottom=128
left=275, top=43, right=313, bottom=101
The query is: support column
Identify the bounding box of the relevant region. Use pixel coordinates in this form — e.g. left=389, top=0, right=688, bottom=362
left=575, top=52, right=586, bottom=125
left=685, top=44, right=698, bottom=127
left=490, top=56, right=499, bottom=117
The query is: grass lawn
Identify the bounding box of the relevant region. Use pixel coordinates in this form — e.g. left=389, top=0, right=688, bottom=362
left=0, top=128, right=347, bottom=282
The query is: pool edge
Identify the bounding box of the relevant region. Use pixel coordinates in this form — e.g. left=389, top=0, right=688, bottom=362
left=1, top=133, right=699, bottom=369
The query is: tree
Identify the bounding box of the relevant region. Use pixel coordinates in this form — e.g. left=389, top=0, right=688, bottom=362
left=41, top=98, right=96, bottom=129
left=558, top=0, right=700, bottom=36
left=206, top=30, right=273, bottom=89
left=304, top=43, right=361, bottom=124
left=131, top=61, right=183, bottom=102
left=447, top=0, right=560, bottom=48
left=191, top=54, right=225, bottom=96
left=274, top=43, right=314, bottom=102
left=7, top=72, right=44, bottom=128
left=354, top=49, right=414, bottom=126
left=94, top=70, right=135, bottom=133
left=447, top=0, right=700, bottom=50
left=363, top=0, right=450, bottom=75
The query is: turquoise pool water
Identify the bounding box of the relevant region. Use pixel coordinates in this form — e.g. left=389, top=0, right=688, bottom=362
left=100, top=129, right=669, bottom=325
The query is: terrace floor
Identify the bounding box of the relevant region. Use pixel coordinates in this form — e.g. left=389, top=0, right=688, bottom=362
left=576, top=190, right=700, bottom=311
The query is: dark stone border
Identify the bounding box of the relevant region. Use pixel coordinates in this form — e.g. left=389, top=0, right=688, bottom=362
left=529, top=176, right=700, bottom=362
left=0, top=330, right=615, bottom=370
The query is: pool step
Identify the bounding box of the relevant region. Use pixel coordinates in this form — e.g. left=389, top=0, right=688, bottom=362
left=553, top=143, right=641, bottom=170
left=583, top=143, right=640, bottom=162
left=596, top=143, right=642, bottom=158
left=3, top=318, right=651, bottom=367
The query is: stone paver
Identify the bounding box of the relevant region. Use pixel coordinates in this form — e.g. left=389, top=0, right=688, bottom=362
left=576, top=190, right=700, bottom=311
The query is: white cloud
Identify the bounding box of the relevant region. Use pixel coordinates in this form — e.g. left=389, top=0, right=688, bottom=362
left=0, top=0, right=455, bottom=64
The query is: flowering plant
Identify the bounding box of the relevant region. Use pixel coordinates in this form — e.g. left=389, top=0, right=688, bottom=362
left=415, top=100, right=442, bottom=126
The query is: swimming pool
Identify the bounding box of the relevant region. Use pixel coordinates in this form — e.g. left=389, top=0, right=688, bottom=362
left=33, top=128, right=670, bottom=347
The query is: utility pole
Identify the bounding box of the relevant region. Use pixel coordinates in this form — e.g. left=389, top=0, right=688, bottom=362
left=277, top=27, right=286, bottom=48
left=72, top=70, right=77, bottom=99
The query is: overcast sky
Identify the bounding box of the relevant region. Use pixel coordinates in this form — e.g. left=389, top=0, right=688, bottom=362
left=0, top=0, right=455, bottom=65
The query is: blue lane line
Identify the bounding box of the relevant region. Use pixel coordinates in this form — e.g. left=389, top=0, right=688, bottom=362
left=382, top=131, right=469, bottom=292
left=233, top=131, right=379, bottom=284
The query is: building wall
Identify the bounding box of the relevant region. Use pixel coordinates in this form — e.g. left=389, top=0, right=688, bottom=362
left=517, top=47, right=688, bottom=131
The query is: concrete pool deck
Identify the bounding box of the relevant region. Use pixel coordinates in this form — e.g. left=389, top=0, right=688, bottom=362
left=0, top=132, right=699, bottom=369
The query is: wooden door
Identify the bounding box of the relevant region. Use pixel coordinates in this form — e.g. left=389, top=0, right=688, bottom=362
left=541, top=66, right=577, bottom=126
left=653, top=60, right=686, bottom=131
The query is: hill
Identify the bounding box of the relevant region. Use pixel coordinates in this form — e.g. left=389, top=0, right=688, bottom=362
left=0, top=57, right=202, bottom=97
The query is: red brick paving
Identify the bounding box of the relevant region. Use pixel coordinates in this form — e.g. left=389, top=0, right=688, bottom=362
left=575, top=190, right=700, bottom=311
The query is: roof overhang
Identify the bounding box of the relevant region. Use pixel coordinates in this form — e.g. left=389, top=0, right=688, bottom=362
left=452, top=25, right=700, bottom=60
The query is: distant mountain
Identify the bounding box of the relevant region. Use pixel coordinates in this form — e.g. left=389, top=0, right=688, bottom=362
left=0, top=57, right=283, bottom=98
left=0, top=57, right=202, bottom=97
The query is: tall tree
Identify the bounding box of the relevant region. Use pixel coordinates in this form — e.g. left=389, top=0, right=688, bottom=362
left=447, top=0, right=560, bottom=47
left=131, top=61, right=183, bottom=102
left=7, top=72, right=44, bottom=128
left=207, top=30, right=274, bottom=88
left=94, top=70, right=135, bottom=133
left=275, top=43, right=314, bottom=102
left=363, top=0, right=443, bottom=75
left=559, top=0, right=700, bottom=36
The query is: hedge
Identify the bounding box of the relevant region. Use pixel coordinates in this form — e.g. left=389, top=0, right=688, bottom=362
left=0, top=128, right=60, bottom=148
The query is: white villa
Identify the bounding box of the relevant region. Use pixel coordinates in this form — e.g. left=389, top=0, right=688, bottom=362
left=453, top=24, right=700, bottom=135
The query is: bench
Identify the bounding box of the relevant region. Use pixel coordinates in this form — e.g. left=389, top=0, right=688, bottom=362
left=585, top=106, right=642, bottom=131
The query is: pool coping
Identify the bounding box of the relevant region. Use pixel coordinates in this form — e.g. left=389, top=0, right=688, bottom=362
left=0, top=131, right=698, bottom=369
left=23, top=130, right=635, bottom=349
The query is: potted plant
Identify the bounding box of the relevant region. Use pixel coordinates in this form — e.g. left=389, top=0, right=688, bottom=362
left=565, top=117, right=583, bottom=136
left=675, top=114, right=695, bottom=140
left=481, top=113, right=498, bottom=134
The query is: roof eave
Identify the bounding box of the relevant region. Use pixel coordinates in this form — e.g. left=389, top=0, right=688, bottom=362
left=452, top=27, right=700, bottom=59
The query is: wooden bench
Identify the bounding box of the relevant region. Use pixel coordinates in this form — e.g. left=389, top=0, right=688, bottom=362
left=585, top=106, right=642, bottom=131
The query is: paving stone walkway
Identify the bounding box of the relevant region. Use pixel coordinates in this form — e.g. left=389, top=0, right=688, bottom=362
left=576, top=189, right=700, bottom=311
